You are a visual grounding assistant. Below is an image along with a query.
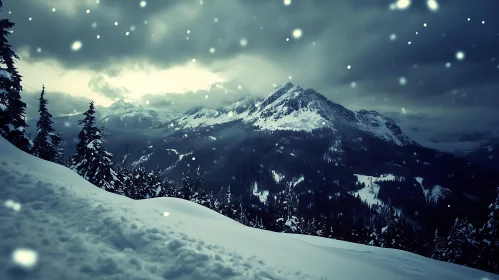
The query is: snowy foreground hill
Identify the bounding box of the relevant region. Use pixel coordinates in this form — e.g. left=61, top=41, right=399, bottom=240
left=0, top=138, right=496, bottom=280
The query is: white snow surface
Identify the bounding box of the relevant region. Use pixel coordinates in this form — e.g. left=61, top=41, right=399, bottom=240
left=0, top=137, right=494, bottom=280
left=352, top=174, right=396, bottom=206
left=414, top=177, right=453, bottom=204
left=251, top=182, right=269, bottom=204
left=97, top=99, right=180, bottom=124
left=271, top=170, right=285, bottom=183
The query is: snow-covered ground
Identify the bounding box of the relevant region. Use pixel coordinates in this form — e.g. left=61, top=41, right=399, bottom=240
left=351, top=174, right=396, bottom=206
left=0, top=137, right=495, bottom=280
left=413, top=177, right=453, bottom=205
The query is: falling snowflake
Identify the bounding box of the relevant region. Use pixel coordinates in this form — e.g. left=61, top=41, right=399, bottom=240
left=240, top=38, right=248, bottom=47
left=456, top=51, right=465, bottom=61
left=286, top=38, right=290, bottom=41
left=4, top=199, right=21, bottom=211
left=399, top=77, right=407, bottom=85
left=64, top=121, right=71, bottom=127
left=192, top=157, right=196, bottom=161
left=70, top=41, right=83, bottom=51
left=408, top=41, right=412, bottom=45
left=140, top=1, right=147, bottom=8
left=209, top=47, right=215, bottom=53
left=12, top=248, right=38, bottom=269
left=36, top=47, right=42, bottom=53
left=91, top=22, right=97, bottom=28
left=350, top=81, right=357, bottom=88
left=146, top=100, right=150, bottom=104
left=423, top=23, right=427, bottom=27
left=114, top=21, right=118, bottom=26
left=347, top=65, right=351, bottom=70
left=29, top=17, right=32, bottom=21
left=205, top=95, right=208, bottom=99
left=467, top=18, right=471, bottom=21
left=52, top=8, right=56, bottom=12
left=482, top=21, right=485, bottom=24
left=187, top=30, right=191, bottom=34
left=288, top=76, right=292, bottom=80
left=125, top=31, right=130, bottom=36
left=130, top=25, right=136, bottom=31
left=427, top=0, right=438, bottom=11
left=292, top=28, right=302, bottom=39
left=163, top=212, right=170, bottom=216
left=389, top=33, right=397, bottom=41
left=97, top=34, right=100, bottom=39
left=86, top=9, right=90, bottom=14
left=214, top=18, right=219, bottom=23
left=192, top=58, right=196, bottom=63
left=445, top=62, right=451, bottom=68
left=284, top=0, right=291, bottom=5
left=237, top=85, right=243, bottom=90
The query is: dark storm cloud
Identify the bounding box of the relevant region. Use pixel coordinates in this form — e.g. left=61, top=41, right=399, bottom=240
left=23, top=89, right=91, bottom=120
left=2, top=0, right=499, bottom=148
left=88, top=75, right=128, bottom=100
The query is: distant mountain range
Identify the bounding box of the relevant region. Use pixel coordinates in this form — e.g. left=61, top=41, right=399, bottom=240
left=28, top=83, right=499, bottom=233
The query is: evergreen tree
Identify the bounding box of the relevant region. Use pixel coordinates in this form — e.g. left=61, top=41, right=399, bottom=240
left=476, top=187, right=499, bottom=273
left=70, top=101, right=119, bottom=192
left=379, top=205, right=408, bottom=250
left=0, top=6, right=31, bottom=152
left=220, top=185, right=236, bottom=219
left=430, top=229, right=446, bottom=261
left=444, top=217, right=479, bottom=266
left=180, top=172, right=194, bottom=200
left=33, top=85, right=63, bottom=163
left=368, top=227, right=381, bottom=247
left=116, top=154, right=132, bottom=196
left=130, top=165, right=148, bottom=199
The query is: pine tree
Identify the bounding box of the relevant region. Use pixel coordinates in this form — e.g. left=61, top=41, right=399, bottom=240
left=0, top=6, right=31, bottom=152
left=430, top=229, right=446, bottom=261
left=444, top=217, right=479, bottom=266
left=33, top=85, right=63, bottom=163
left=180, top=172, right=194, bottom=200
left=476, top=187, right=499, bottom=273
left=379, top=205, right=408, bottom=250
left=116, top=154, right=132, bottom=196
left=70, top=101, right=120, bottom=192
left=220, top=185, right=236, bottom=219
left=130, top=165, right=148, bottom=199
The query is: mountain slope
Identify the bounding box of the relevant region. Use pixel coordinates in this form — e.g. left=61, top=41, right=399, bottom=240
left=173, top=83, right=416, bottom=146
left=0, top=137, right=495, bottom=280
left=96, top=100, right=180, bottom=129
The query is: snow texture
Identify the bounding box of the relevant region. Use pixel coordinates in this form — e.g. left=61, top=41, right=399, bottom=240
left=0, top=137, right=495, bottom=280
left=352, top=174, right=396, bottom=206
left=251, top=182, right=269, bottom=204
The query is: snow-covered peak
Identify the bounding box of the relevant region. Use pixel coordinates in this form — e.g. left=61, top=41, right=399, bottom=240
left=173, top=83, right=416, bottom=146
left=96, top=100, right=179, bottom=126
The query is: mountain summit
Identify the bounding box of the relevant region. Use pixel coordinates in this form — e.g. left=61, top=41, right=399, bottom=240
left=174, top=83, right=416, bottom=146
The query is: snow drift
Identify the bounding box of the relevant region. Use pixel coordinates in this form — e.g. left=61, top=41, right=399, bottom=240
left=0, top=137, right=496, bottom=280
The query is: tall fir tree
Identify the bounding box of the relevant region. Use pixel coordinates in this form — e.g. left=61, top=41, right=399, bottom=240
left=0, top=3, right=31, bottom=152
left=443, top=217, right=479, bottom=266
left=33, top=85, right=63, bottom=163
left=430, top=229, right=446, bottom=261
left=476, top=187, right=499, bottom=273
left=70, top=101, right=120, bottom=192
left=378, top=204, right=408, bottom=250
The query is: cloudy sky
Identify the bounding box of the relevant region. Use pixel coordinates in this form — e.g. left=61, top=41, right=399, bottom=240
left=1, top=0, right=499, bottom=151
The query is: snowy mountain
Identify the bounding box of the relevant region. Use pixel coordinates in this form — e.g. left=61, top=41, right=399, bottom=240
left=95, top=100, right=180, bottom=129
left=0, top=136, right=496, bottom=280
left=174, top=83, right=416, bottom=146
